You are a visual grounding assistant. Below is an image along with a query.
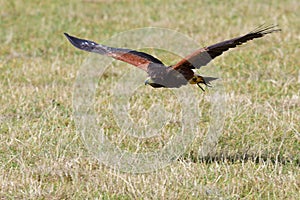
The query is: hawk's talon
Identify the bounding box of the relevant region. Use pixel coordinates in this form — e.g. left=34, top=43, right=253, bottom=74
left=197, top=83, right=205, bottom=91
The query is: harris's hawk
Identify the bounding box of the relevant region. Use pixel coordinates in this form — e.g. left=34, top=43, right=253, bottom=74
left=64, top=25, right=280, bottom=90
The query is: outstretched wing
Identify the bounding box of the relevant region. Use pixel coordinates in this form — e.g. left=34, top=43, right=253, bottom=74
left=64, top=33, right=164, bottom=71
left=172, top=24, right=281, bottom=71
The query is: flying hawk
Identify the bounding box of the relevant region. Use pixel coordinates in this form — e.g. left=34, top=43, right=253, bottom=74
left=64, top=25, right=280, bottom=90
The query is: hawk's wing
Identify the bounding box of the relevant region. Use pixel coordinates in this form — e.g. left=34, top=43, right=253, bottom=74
left=172, top=24, right=281, bottom=71
left=64, top=33, right=164, bottom=71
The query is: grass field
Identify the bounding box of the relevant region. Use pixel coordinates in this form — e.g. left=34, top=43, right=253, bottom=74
left=1, top=0, right=299, bottom=199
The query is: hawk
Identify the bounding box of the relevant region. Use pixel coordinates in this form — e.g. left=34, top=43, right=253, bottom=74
left=64, top=25, right=280, bottom=90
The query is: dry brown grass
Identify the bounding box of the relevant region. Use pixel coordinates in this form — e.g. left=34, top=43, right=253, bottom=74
left=1, top=0, right=299, bottom=199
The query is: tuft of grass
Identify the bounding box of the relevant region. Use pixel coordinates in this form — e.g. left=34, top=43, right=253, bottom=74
left=1, top=0, right=299, bottom=199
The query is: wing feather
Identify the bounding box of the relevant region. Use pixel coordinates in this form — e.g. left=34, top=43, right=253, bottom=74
left=64, top=33, right=164, bottom=71
left=172, top=24, right=281, bottom=71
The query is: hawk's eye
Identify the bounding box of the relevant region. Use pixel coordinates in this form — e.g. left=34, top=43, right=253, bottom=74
left=192, top=77, right=197, bottom=82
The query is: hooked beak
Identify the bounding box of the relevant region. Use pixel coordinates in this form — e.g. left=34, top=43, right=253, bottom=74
left=144, top=77, right=152, bottom=85
left=145, top=79, right=149, bottom=85
left=144, top=78, right=165, bottom=88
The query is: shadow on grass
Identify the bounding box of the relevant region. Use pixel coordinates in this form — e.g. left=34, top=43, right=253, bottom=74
left=180, top=151, right=299, bottom=166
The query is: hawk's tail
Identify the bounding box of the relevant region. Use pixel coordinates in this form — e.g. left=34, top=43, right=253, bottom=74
left=203, top=76, right=218, bottom=86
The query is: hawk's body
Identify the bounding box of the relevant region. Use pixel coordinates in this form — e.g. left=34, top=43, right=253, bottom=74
left=65, top=25, right=280, bottom=90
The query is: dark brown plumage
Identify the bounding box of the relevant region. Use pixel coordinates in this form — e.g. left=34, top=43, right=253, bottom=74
left=64, top=24, right=280, bottom=90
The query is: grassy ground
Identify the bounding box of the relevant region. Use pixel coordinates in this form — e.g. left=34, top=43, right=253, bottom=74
left=1, top=0, right=299, bottom=199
